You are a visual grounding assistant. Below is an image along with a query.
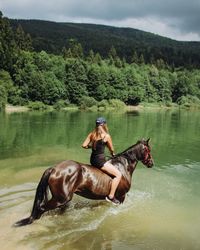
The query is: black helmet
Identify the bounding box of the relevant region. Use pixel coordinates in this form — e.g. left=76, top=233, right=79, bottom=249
left=96, top=117, right=106, bottom=126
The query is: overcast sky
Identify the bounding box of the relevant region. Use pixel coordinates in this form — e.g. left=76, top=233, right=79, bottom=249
left=1, top=0, right=200, bottom=41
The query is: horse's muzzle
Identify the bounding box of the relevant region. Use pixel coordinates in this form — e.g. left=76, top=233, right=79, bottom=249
left=147, top=159, right=154, bottom=168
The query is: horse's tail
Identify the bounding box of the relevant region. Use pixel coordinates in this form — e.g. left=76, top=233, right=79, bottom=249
left=13, top=167, right=53, bottom=227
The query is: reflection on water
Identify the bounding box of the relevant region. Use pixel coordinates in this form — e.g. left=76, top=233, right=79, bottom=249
left=0, top=109, right=200, bottom=249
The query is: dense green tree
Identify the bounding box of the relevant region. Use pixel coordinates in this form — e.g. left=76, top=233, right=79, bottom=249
left=172, top=72, right=190, bottom=102
left=69, top=41, right=84, bottom=58
left=106, top=67, right=127, bottom=101
left=108, top=46, right=117, bottom=60
left=155, top=58, right=166, bottom=69
left=62, top=47, right=73, bottom=59
left=65, top=59, right=88, bottom=103
left=42, top=71, right=65, bottom=104
left=143, top=75, right=158, bottom=102
left=0, top=70, right=14, bottom=92
left=50, top=55, right=66, bottom=82
left=94, top=53, right=102, bottom=65
left=0, top=69, right=12, bottom=109
left=138, top=53, right=145, bottom=64
left=0, top=70, right=20, bottom=105
left=86, top=65, right=102, bottom=97
left=131, top=51, right=139, bottom=64
left=0, top=85, right=6, bottom=110
left=91, top=65, right=110, bottom=101
left=190, top=71, right=200, bottom=98
left=15, top=24, right=32, bottom=51
left=122, top=57, right=127, bottom=67
left=87, top=50, right=95, bottom=63
left=159, top=76, right=172, bottom=102
left=124, top=66, right=145, bottom=104
left=13, top=51, right=65, bottom=104
left=0, top=12, right=17, bottom=73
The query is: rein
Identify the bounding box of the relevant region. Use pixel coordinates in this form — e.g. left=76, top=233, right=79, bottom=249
left=107, top=142, right=151, bottom=165
left=107, top=144, right=139, bottom=164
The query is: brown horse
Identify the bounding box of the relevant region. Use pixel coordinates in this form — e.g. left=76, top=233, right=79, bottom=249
left=14, top=138, right=153, bottom=227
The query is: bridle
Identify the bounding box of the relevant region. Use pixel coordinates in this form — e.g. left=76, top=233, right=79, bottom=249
left=142, top=145, right=152, bottom=165
left=109, top=142, right=153, bottom=166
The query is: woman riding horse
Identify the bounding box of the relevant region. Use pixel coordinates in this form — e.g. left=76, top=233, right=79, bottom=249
left=14, top=138, right=154, bottom=227
left=82, top=117, right=121, bottom=205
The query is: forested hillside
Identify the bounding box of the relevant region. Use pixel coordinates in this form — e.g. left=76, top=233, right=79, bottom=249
left=10, top=19, right=200, bottom=68
left=1, top=11, right=200, bottom=111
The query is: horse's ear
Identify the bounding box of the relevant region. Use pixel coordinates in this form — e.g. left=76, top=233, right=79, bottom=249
left=147, top=138, right=150, bottom=145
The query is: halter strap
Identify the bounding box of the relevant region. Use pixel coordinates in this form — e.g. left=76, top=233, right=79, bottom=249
left=142, top=146, right=151, bottom=165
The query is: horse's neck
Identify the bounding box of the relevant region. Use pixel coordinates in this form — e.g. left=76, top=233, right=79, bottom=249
left=113, top=157, right=137, bottom=178
left=128, top=160, right=138, bottom=175
left=119, top=145, right=142, bottom=176
left=128, top=144, right=143, bottom=162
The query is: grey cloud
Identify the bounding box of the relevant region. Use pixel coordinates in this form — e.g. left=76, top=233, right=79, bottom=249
left=65, top=0, right=200, bottom=34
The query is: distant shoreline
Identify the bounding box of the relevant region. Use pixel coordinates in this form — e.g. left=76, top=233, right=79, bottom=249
left=5, top=103, right=179, bottom=114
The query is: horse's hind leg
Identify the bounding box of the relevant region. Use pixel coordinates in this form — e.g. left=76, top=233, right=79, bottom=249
left=39, top=191, right=74, bottom=218
left=41, top=180, right=75, bottom=213
left=42, top=162, right=82, bottom=213
left=42, top=198, right=63, bottom=211
left=42, top=193, right=73, bottom=212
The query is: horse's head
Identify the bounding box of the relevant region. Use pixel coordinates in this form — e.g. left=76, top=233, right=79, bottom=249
left=114, top=138, right=154, bottom=168
left=139, top=138, right=154, bottom=168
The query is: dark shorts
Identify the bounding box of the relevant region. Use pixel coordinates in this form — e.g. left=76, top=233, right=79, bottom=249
left=90, top=153, right=106, bottom=168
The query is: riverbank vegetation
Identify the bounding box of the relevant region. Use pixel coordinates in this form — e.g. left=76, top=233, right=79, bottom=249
left=1, top=11, right=200, bottom=112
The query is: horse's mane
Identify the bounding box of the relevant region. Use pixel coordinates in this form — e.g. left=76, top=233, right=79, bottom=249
left=111, top=140, right=142, bottom=164
left=115, top=140, right=142, bottom=157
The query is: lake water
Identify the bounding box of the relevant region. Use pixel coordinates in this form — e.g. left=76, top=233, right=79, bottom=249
left=0, top=109, right=200, bottom=250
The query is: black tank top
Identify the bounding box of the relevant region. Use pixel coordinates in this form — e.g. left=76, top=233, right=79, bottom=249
left=90, top=139, right=107, bottom=168
left=92, top=139, right=106, bottom=154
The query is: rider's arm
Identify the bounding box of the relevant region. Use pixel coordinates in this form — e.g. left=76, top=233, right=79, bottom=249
left=106, top=134, right=115, bottom=156
left=82, top=133, right=92, bottom=149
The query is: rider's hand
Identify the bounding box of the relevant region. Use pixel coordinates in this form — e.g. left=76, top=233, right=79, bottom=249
left=111, top=152, right=115, bottom=157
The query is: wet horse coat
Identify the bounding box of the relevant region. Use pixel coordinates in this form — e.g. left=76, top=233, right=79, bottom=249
left=14, top=139, right=153, bottom=227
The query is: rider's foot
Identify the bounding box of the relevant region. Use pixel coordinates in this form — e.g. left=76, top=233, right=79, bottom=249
left=105, top=196, right=120, bottom=205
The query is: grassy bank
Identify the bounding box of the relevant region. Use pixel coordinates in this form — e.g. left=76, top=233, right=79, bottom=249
left=4, top=101, right=200, bottom=114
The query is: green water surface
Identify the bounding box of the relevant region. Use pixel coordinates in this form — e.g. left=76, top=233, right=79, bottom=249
left=0, top=109, right=199, bottom=250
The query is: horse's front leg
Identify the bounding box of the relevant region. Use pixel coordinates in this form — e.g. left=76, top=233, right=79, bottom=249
left=116, top=177, right=131, bottom=204
left=117, top=194, right=126, bottom=203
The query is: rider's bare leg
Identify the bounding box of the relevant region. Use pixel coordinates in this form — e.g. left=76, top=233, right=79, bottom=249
left=101, top=162, right=122, bottom=199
